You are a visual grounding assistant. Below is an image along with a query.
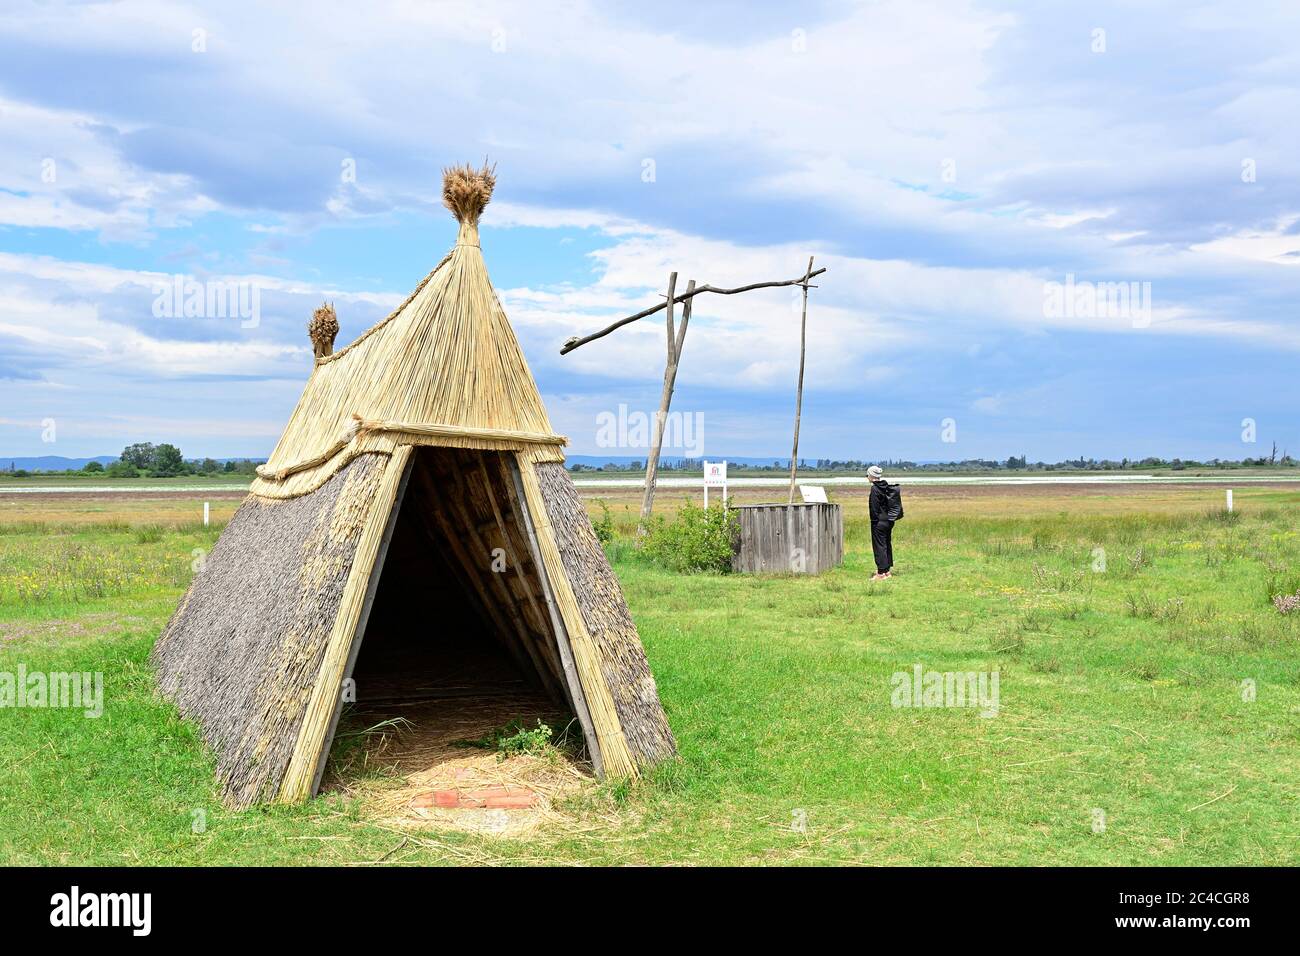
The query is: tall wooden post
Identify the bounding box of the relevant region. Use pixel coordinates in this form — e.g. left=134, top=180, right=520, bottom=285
left=787, top=256, right=814, bottom=504
left=638, top=275, right=695, bottom=537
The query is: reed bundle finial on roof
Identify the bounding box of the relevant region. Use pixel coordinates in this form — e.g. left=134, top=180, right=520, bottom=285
left=307, top=301, right=339, bottom=359
left=442, top=161, right=496, bottom=224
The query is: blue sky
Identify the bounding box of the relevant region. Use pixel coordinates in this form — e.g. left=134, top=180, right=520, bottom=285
left=1, top=0, right=1298, bottom=462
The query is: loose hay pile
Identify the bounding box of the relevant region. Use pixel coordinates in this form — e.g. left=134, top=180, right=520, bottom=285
left=325, top=693, right=571, bottom=779
left=323, top=694, right=595, bottom=838
left=367, top=753, right=591, bottom=838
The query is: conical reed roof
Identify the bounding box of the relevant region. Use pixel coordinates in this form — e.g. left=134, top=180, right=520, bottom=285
left=257, top=165, right=556, bottom=493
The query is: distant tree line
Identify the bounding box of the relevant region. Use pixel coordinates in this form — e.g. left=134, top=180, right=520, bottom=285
left=569, top=458, right=710, bottom=473
left=96, top=443, right=264, bottom=477
left=568, top=461, right=644, bottom=473
left=862, top=453, right=1298, bottom=473
left=568, top=452, right=1298, bottom=474
left=0, top=443, right=265, bottom=478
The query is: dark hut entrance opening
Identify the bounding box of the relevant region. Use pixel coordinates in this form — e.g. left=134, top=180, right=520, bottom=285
left=320, top=447, right=588, bottom=788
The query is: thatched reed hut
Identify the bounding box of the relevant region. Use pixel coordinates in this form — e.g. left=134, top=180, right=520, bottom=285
left=154, top=165, right=676, bottom=808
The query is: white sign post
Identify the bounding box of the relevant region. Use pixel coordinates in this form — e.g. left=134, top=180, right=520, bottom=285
left=203, top=501, right=210, bottom=526
left=703, top=460, right=727, bottom=508
left=1226, top=489, right=1233, bottom=513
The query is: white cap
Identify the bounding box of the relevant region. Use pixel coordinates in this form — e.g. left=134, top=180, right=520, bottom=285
left=867, top=465, right=884, bottom=480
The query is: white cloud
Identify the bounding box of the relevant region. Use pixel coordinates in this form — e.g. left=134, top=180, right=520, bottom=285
left=0, top=253, right=408, bottom=386
left=1189, top=214, right=1300, bottom=266
left=0, top=96, right=216, bottom=237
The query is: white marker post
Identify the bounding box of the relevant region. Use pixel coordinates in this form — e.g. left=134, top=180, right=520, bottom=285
left=1226, top=489, right=1233, bottom=513
left=703, top=460, right=727, bottom=508
left=203, top=501, right=210, bottom=526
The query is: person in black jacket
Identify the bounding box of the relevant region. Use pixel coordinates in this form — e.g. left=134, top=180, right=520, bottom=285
left=867, top=465, right=902, bottom=579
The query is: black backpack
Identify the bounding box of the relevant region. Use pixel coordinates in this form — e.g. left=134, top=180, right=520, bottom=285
left=892, top=483, right=905, bottom=520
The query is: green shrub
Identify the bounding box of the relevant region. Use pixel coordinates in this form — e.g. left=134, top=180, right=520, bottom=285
left=593, top=499, right=615, bottom=546
left=465, top=719, right=554, bottom=757
left=496, top=720, right=552, bottom=756
left=641, top=502, right=738, bottom=574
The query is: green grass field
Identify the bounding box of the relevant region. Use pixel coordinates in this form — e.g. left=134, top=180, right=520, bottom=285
left=1, top=488, right=1298, bottom=865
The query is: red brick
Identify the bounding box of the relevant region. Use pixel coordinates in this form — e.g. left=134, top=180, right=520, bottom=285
left=409, top=790, right=460, bottom=809
left=410, top=787, right=538, bottom=810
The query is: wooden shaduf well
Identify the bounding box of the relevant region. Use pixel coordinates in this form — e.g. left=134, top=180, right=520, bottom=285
left=731, top=502, right=843, bottom=575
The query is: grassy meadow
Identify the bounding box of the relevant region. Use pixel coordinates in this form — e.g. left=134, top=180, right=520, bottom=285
left=0, top=485, right=1297, bottom=865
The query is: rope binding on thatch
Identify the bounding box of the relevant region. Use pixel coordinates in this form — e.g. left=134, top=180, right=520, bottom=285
left=255, top=414, right=567, bottom=482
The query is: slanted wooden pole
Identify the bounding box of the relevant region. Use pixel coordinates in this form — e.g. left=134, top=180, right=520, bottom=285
left=787, top=256, right=815, bottom=504
left=561, top=267, right=827, bottom=355
left=638, top=275, right=695, bottom=536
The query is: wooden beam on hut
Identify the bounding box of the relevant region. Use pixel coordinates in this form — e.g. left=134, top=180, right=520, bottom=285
left=414, top=459, right=564, bottom=703
left=477, top=456, right=553, bottom=639
left=409, top=464, right=539, bottom=688
left=452, top=458, right=568, bottom=690
left=434, top=453, right=569, bottom=701
left=501, top=454, right=605, bottom=776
